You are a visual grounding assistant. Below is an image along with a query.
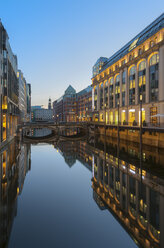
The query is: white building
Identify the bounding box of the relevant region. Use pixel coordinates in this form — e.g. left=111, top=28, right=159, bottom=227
left=31, top=108, right=53, bottom=122
left=17, top=70, right=27, bottom=122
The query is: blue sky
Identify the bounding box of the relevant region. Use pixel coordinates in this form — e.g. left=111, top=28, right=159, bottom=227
left=1, top=0, right=164, bottom=106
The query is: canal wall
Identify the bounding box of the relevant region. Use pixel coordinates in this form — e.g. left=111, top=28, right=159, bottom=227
left=89, top=125, right=164, bottom=148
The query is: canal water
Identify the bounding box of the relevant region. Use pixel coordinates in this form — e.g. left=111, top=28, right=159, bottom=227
left=1, top=132, right=164, bottom=248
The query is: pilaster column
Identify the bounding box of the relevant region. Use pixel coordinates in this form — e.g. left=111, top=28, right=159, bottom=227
left=108, top=80, right=110, bottom=108
left=135, top=65, right=139, bottom=105
left=97, top=85, right=100, bottom=111
left=103, top=82, right=105, bottom=108
left=159, top=45, right=164, bottom=101
left=92, top=87, right=94, bottom=111
left=146, top=58, right=149, bottom=103
left=125, top=67, right=128, bottom=107
left=113, top=78, right=116, bottom=109
left=120, top=70, right=123, bottom=107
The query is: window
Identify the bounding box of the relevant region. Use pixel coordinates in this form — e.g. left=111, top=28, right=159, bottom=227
left=122, top=71, right=126, bottom=107
left=150, top=41, right=154, bottom=48
left=115, top=74, right=120, bottom=107
left=129, top=66, right=136, bottom=105
left=150, top=107, right=157, bottom=125
left=138, top=61, right=146, bottom=103
left=94, top=86, right=98, bottom=110
left=109, top=78, right=114, bottom=108
left=138, top=48, right=142, bottom=55
left=149, top=54, right=159, bottom=102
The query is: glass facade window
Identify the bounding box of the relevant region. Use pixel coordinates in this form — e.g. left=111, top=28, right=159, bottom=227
left=149, top=54, right=159, bottom=102
left=138, top=61, right=146, bottom=103
left=122, top=71, right=126, bottom=107
left=109, top=78, right=114, bottom=108
left=115, top=74, right=120, bottom=107
left=129, top=66, right=136, bottom=105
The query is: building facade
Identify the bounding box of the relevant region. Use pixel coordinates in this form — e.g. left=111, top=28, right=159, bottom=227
left=0, top=21, right=19, bottom=146
left=0, top=20, right=31, bottom=147
left=18, top=70, right=27, bottom=122
left=77, top=86, right=92, bottom=121
left=53, top=85, right=92, bottom=122
left=92, top=13, right=164, bottom=126
left=31, top=105, right=53, bottom=122
left=26, top=83, right=31, bottom=122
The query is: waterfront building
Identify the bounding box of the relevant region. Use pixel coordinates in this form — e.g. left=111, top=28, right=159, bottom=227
left=53, top=85, right=92, bottom=122
left=53, top=85, right=77, bottom=122
left=26, top=83, right=31, bottom=122
left=77, top=86, right=92, bottom=121
left=0, top=21, right=19, bottom=146
left=17, top=70, right=27, bottom=122
left=31, top=105, right=53, bottom=122
left=92, top=13, right=164, bottom=126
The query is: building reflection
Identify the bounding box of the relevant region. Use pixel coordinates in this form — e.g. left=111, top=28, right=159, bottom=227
left=54, top=140, right=93, bottom=170
left=0, top=140, right=31, bottom=248
left=54, top=135, right=164, bottom=248
left=90, top=135, right=164, bottom=248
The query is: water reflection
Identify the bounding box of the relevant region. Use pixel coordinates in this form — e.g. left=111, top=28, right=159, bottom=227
left=53, top=135, right=164, bottom=248
left=0, top=131, right=163, bottom=248
left=0, top=140, right=31, bottom=248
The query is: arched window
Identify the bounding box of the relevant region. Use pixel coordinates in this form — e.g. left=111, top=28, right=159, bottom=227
left=138, top=61, right=146, bottom=103
left=129, top=66, right=136, bottom=105
left=139, top=61, right=146, bottom=71
left=149, top=54, right=159, bottom=66
left=109, top=78, right=114, bottom=108
left=149, top=53, right=159, bottom=102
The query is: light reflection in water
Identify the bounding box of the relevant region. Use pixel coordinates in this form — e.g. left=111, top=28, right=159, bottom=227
left=0, top=131, right=163, bottom=248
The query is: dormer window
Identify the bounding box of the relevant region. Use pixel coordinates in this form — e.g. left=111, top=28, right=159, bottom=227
left=150, top=40, right=154, bottom=48
left=138, top=48, right=142, bottom=55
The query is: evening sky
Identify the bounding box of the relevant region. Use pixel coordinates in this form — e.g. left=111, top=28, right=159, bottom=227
left=1, top=0, right=164, bottom=106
